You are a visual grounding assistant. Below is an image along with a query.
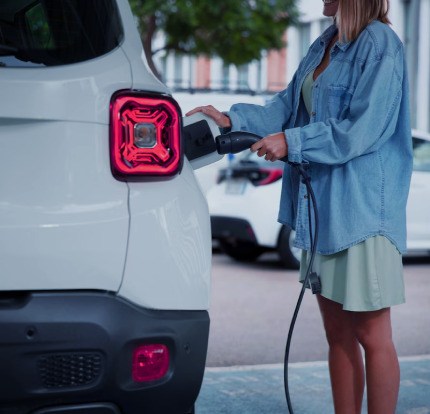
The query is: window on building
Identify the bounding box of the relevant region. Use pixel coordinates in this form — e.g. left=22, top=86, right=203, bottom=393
left=299, top=22, right=311, bottom=60
left=161, top=55, right=168, bottom=84
left=174, top=53, right=183, bottom=88
left=403, top=0, right=420, bottom=128
left=221, top=64, right=230, bottom=91
left=237, top=65, right=249, bottom=91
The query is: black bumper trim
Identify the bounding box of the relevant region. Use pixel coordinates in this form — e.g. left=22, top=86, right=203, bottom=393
left=0, top=291, right=209, bottom=414
left=211, top=216, right=257, bottom=243
left=32, top=402, right=120, bottom=414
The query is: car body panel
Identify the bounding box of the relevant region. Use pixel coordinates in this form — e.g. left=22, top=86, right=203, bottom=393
left=120, top=159, right=212, bottom=310
left=0, top=121, right=129, bottom=292
left=0, top=13, right=133, bottom=293
left=0, top=48, right=133, bottom=123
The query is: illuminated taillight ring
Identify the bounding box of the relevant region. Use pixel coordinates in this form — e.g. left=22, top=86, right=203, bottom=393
left=110, top=91, right=183, bottom=178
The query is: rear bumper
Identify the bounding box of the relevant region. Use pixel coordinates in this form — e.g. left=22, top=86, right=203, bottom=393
left=0, top=291, right=209, bottom=414
left=211, top=216, right=257, bottom=243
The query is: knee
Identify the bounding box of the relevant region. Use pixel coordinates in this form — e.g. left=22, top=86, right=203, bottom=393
left=354, top=327, right=374, bottom=350
left=351, top=308, right=394, bottom=352
left=323, top=319, right=355, bottom=347
left=354, top=325, right=392, bottom=352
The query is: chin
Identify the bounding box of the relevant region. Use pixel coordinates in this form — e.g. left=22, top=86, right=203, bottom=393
left=323, top=3, right=339, bottom=17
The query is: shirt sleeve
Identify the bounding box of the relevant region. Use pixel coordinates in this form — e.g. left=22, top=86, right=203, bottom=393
left=226, top=72, right=297, bottom=138
left=286, top=47, right=405, bottom=165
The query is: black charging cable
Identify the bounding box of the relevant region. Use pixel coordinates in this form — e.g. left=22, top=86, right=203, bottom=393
left=215, top=132, right=321, bottom=414
left=284, top=163, right=320, bottom=414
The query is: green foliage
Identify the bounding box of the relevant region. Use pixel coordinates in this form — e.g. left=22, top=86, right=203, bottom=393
left=129, top=0, right=299, bottom=67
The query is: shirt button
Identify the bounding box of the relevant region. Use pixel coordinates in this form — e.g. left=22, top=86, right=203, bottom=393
left=311, top=111, right=316, bottom=116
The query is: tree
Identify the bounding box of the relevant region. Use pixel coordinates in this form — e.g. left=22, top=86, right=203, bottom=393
left=129, top=0, right=299, bottom=79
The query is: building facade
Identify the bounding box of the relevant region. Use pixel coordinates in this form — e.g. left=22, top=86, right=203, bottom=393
left=156, top=0, right=430, bottom=133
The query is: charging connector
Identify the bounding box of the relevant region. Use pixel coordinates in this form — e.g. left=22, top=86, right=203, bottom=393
left=215, top=131, right=262, bottom=154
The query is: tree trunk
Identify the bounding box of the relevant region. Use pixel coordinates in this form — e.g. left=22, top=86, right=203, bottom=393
left=142, top=14, right=161, bottom=80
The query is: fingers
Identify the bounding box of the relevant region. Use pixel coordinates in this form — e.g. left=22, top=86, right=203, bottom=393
left=251, top=140, right=274, bottom=161
left=250, top=132, right=288, bottom=162
left=250, top=140, right=263, bottom=154
left=185, top=107, right=205, bottom=117
left=185, top=106, right=231, bottom=128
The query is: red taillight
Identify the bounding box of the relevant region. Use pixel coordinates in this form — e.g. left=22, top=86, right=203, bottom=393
left=110, top=91, right=182, bottom=177
left=255, top=168, right=283, bottom=186
left=132, top=344, right=169, bottom=382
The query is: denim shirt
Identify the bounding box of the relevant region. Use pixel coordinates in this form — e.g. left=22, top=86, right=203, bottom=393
left=227, top=21, right=413, bottom=254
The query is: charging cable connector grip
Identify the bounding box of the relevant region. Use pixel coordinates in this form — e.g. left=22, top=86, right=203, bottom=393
left=215, top=131, right=261, bottom=155
left=308, top=272, right=322, bottom=295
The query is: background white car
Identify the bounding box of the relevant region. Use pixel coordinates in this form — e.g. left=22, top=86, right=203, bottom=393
left=207, top=130, right=430, bottom=269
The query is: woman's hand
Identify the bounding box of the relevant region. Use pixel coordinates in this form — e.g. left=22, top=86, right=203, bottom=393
left=185, top=105, right=231, bottom=129
left=250, top=132, right=288, bottom=162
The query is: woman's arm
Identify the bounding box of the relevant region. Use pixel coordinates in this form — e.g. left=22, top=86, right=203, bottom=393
left=186, top=72, right=298, bottom=139
left=228, top=73, right=297, bottom=137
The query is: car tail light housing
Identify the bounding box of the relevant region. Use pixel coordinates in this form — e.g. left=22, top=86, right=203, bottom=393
left=132, top=344, right=169, bottom=382
left=110, top=91, right=182, bottom=178
left=256, top=168, right=283, bottom=186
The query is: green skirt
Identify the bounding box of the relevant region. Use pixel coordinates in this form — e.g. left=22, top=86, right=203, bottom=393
left=300, top=236, right=405, bottom=312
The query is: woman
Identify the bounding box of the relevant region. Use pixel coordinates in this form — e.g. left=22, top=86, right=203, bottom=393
left=187, top=0, right=412, bottom=413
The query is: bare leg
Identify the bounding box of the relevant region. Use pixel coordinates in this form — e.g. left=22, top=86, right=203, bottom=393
left=317, top=295, right=365, bottom=414
left=352, top=308, right=400, bottom=414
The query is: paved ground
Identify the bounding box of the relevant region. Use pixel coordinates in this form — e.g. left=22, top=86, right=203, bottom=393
left=205, top=254, right=430, bottom=366
left=196, top=355, right=430, bottom=413
left=195, top=253, right=430, bottom=413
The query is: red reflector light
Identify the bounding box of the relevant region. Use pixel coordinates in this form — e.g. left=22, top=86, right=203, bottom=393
left=110, top=91, right=182, bottom=177
left=256, top=168, right=283, bottom=186
left=132, top=344, right=169, bottom=382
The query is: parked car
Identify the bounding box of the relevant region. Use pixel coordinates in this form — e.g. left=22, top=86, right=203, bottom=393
left=207, top=130, right=430, bottom=269
left=0, top=1, right=220, bottom=413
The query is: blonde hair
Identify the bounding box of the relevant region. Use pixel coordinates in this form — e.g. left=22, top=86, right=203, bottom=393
left=337, top=0, right=391, bottom=42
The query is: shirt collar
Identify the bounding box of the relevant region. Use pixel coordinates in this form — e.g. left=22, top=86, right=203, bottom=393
left=320, top=24, right=353, bottom=52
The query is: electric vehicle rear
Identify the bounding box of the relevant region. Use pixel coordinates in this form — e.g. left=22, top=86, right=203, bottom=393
left=0, top=1, right=219, bottom=413
left=208, top=131, right=430, bottom=268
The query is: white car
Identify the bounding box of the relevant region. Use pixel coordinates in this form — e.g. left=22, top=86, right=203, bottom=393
left=0, top=1, right=220, bottom=413
left=207, top=130, right=430, bottom=269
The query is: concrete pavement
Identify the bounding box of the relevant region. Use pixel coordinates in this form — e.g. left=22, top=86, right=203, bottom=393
left=196, top=355, right=430, bottom=413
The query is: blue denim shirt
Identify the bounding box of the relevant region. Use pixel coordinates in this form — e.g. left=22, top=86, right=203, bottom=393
left=227, top=21, right=413, bottom=254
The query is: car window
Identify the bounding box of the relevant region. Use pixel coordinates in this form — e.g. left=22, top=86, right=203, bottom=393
left=412, top=137, right=430, bottom=172
left=0, top=0, right=123, bottom=67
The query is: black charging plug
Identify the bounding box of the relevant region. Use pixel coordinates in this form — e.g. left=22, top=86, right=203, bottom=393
left=215, top=131, right=262, bottom=154
left=216, top=131, right=289, bottom=162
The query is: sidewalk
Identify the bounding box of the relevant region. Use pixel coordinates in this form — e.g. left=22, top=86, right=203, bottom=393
left=196, top=355, right=430, bottom=414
